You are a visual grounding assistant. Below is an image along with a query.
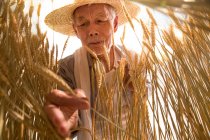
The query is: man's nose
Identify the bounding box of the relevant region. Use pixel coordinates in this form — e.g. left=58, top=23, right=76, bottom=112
left=89, top=31, right=98, bottom=37
left=88, top=24, right=99, bottom=37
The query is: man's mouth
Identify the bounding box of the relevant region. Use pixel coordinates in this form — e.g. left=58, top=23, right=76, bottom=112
left=88, top=41, right=103, bottom=45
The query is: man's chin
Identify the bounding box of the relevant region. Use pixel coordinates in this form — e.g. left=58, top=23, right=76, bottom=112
left=92, top=49, right=104, bottom=56
left=86, top=45, right=104, bottom=55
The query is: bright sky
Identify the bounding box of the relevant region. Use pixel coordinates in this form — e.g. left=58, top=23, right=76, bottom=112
left=25, top=0, right=172, bottom=60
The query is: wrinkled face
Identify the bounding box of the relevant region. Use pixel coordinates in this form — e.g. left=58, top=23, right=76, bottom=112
left=73, top=4, right=118, bottom=55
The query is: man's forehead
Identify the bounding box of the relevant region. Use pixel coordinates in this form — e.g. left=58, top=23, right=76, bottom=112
left=73, top=3, right=112, bottom=17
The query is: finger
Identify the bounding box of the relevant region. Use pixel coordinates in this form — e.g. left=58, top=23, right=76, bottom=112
left=67, top=111, right=79, bottom=130
left=44, top=103, right=73, bottom=137
left=46, top=89, right=89, bottom=109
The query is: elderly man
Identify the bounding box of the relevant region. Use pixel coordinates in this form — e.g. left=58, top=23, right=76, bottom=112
left=44, top=0, right=139, bottom=139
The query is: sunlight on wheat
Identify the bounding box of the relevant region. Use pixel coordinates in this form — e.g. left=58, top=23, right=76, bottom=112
left=0, top=0, right=209, bottom=140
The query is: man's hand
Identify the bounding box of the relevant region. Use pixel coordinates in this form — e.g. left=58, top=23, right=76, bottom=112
left=44, top=89, right=90, bottom=137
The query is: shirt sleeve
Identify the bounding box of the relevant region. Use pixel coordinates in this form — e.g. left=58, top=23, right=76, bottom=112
left=57, top=55, right=76, bottom=89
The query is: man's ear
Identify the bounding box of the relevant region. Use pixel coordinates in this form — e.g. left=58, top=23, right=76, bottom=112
left=114, top=16, right=118, bottom=32
left=73, top=24, right=78, bottom=37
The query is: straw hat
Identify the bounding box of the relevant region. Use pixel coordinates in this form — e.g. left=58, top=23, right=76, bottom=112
left=45, top=0, right=140, bottom=36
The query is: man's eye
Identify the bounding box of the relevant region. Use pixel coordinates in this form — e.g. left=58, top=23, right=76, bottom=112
left=96, top=19, right=106, bottom=23
left=78, top=23, right=87, bottom=27
left=97, top=20, right=103, bottom=22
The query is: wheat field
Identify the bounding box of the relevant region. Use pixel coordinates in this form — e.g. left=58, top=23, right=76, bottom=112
left=0, top=0, right=209, bottom=140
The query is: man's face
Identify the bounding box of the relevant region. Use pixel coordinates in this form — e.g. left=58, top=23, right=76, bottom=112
left=73, top=4, right=118, bottom=55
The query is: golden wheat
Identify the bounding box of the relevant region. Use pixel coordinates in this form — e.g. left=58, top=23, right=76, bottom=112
left=1, top=0, right=209, bottom=140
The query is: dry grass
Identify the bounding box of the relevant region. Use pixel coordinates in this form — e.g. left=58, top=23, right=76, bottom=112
left=0, top=1, right=67, bottom=139
left=0, top=0, right=209, bottom=140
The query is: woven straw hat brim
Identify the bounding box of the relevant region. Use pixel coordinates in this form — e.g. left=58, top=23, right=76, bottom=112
left=45, top=0, right=140, bottom=36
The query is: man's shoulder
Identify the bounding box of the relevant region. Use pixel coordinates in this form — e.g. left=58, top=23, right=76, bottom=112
left=58, top=53, right=75, bottom=70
